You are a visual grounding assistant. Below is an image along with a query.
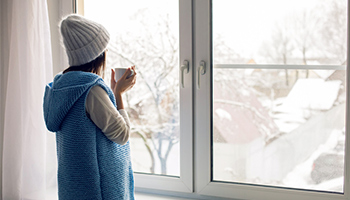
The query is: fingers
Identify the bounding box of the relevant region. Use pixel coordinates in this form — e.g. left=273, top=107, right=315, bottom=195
left=121, top=69, right=129, bottom=79
left=124, top=65, right=137, bottom=80
left=131, top=66, right=137, bottom=84
left=111, top=69, right=116, bottom=88
left=114, top=66, right=137, bottom=94
left=111, top=68, right=115, bottom=82
left=127, top=66, right=135, bottom=79
left=125, top=67, right=137, bottom=91
left=127, top=68, right=136, bottom=86
left=132, top=65, right=136, bottom=77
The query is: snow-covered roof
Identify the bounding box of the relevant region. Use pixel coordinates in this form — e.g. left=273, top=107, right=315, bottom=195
left=272, top=78, right=342, bottom=133
left=313, top=70, right=335, bottom=80
left=279, top=79, right=341, bottom=111
left=213, top=78, right=279, bottom=144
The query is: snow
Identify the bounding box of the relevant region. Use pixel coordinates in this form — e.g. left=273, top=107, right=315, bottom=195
left=282, top=130, right=344, bottom=192
left=281, top=79, right=341, bottom=111
left=273, top=120, right=302, bottom=133
left=313, top=70, right=336, bottom=80
left=272, top=79, right=341, bottom=132
left=130, top=138, right=180, bottom=176
left=273, top=113, right=307, bottom=123
left=215, top=108, right=232, bottom=121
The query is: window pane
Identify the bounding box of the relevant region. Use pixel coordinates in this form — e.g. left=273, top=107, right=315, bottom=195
left=83, top=0, right=180, bottom=176
left=213, top=0, right=347, bottom=65
left=213, top=0, right=347, bottom=193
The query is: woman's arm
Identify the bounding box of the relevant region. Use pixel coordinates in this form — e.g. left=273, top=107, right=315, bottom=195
left=85, top=85, right=131, bottom=145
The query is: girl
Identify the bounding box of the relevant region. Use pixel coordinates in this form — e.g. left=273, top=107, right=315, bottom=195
left=43, top=14, right=136, bottom=199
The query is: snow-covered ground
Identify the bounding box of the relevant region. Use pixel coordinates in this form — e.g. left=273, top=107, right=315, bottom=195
left=282, top=130, right=344, bottom=192
left=131, top=128, right=345, bottom=193
left=130, top=138, right=180, bottom=176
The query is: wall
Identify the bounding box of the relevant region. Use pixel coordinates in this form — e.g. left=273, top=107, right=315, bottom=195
left=0, top=1, right=3, bottom=197
left=48, top=0, right=61, bottom=76
left=0, top=1, right=12, bottom=198
left=47, top=0, right=71, bottom=76
left=0, top=1, right=72, bottom=198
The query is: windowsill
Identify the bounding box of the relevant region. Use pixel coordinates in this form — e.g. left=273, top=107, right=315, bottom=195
left=42, top=188, right=193, bottom=200
left=135, top=192, right=191, bottom=200
left=134, top=190, right=232, bottom=200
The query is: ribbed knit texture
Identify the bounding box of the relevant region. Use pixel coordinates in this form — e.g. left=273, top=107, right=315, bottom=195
left=60, top=14, right=110, bottom=66
left=43, top=71, right=134, bottom=200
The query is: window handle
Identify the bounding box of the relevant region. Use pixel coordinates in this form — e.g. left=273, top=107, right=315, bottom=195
left=197, top=60, right=206, bottom=89
left=181, top=60, right=189, bottom=88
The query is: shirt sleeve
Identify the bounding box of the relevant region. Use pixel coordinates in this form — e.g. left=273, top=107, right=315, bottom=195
left=85, top=85, right=131, bottom=145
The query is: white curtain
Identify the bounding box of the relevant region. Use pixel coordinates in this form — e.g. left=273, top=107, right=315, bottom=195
left=2, top=0, right=57, bottom=199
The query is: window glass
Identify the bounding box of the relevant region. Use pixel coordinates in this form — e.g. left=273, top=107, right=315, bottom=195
left=213, top=0, right=347, bottom=193
left=83, top=0, right=180, bottom=176
left=213, top=0, right=347, bottom=65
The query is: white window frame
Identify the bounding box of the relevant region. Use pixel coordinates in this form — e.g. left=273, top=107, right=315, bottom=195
left=61, top=0, right=194, bottom=194
left=57, top=0, right=350, bottom=199
left=124, top=0, right=194, bottom=193
left=194, top=0, right=350, bottom=200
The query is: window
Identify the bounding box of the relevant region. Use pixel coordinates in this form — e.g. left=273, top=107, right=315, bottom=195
left=76, top=0, right=193, bottom=192
left=82, top=0, right=181, bottom=177
left=74, top=0, right=349, bottom=199
left=212, top=0, right=346, bottom=193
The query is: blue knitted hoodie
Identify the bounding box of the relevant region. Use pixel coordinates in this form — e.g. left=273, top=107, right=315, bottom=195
left=43, top=71, right=134, bottom=200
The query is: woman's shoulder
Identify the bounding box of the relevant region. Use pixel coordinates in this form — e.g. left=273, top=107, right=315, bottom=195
left=91, top=80, right=114, bottom=100
left=90, top=85, right=108, bottom=96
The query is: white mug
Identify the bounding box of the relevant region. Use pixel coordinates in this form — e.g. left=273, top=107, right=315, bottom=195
left=114, top=67, right=134, bottom=81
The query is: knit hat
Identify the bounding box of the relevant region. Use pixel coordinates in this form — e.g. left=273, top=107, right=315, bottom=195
left=60, top=14, right=110, bottom=66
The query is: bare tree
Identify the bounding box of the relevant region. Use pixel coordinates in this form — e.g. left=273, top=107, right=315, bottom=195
left=260, top=20, right=294, bottom=86
left=213, top=33, right=241, bottom=64
left=107, top=9, right=179, bottom=175
left=293, top=9, right=320, bottom=78
left=319, top=0, right=347, bottom=65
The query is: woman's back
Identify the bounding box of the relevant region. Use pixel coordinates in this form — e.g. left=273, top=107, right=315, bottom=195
left=44, top=71, right=134, bottom=200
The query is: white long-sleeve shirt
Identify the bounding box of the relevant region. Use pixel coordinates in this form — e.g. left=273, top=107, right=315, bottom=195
left=85, top=85, right=131, bottom=145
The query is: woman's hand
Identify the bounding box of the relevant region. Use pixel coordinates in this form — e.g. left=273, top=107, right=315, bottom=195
left=110, top=66, right=137, bottom=96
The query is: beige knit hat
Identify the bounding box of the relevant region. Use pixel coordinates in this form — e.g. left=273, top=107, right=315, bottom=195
left=60, top=14, right=110, bottom=66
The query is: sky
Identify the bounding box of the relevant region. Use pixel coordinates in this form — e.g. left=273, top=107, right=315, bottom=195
left=83, top=0, right=348, bottom=65
left=84, top=0, right=178, bottom=36
left=84, top=0, right=325, bottom=58
left=212, top=0, right=321, bottom=57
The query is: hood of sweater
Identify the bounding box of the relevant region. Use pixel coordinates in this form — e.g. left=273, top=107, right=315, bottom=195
left=43, top=71, right=103, bottom=132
